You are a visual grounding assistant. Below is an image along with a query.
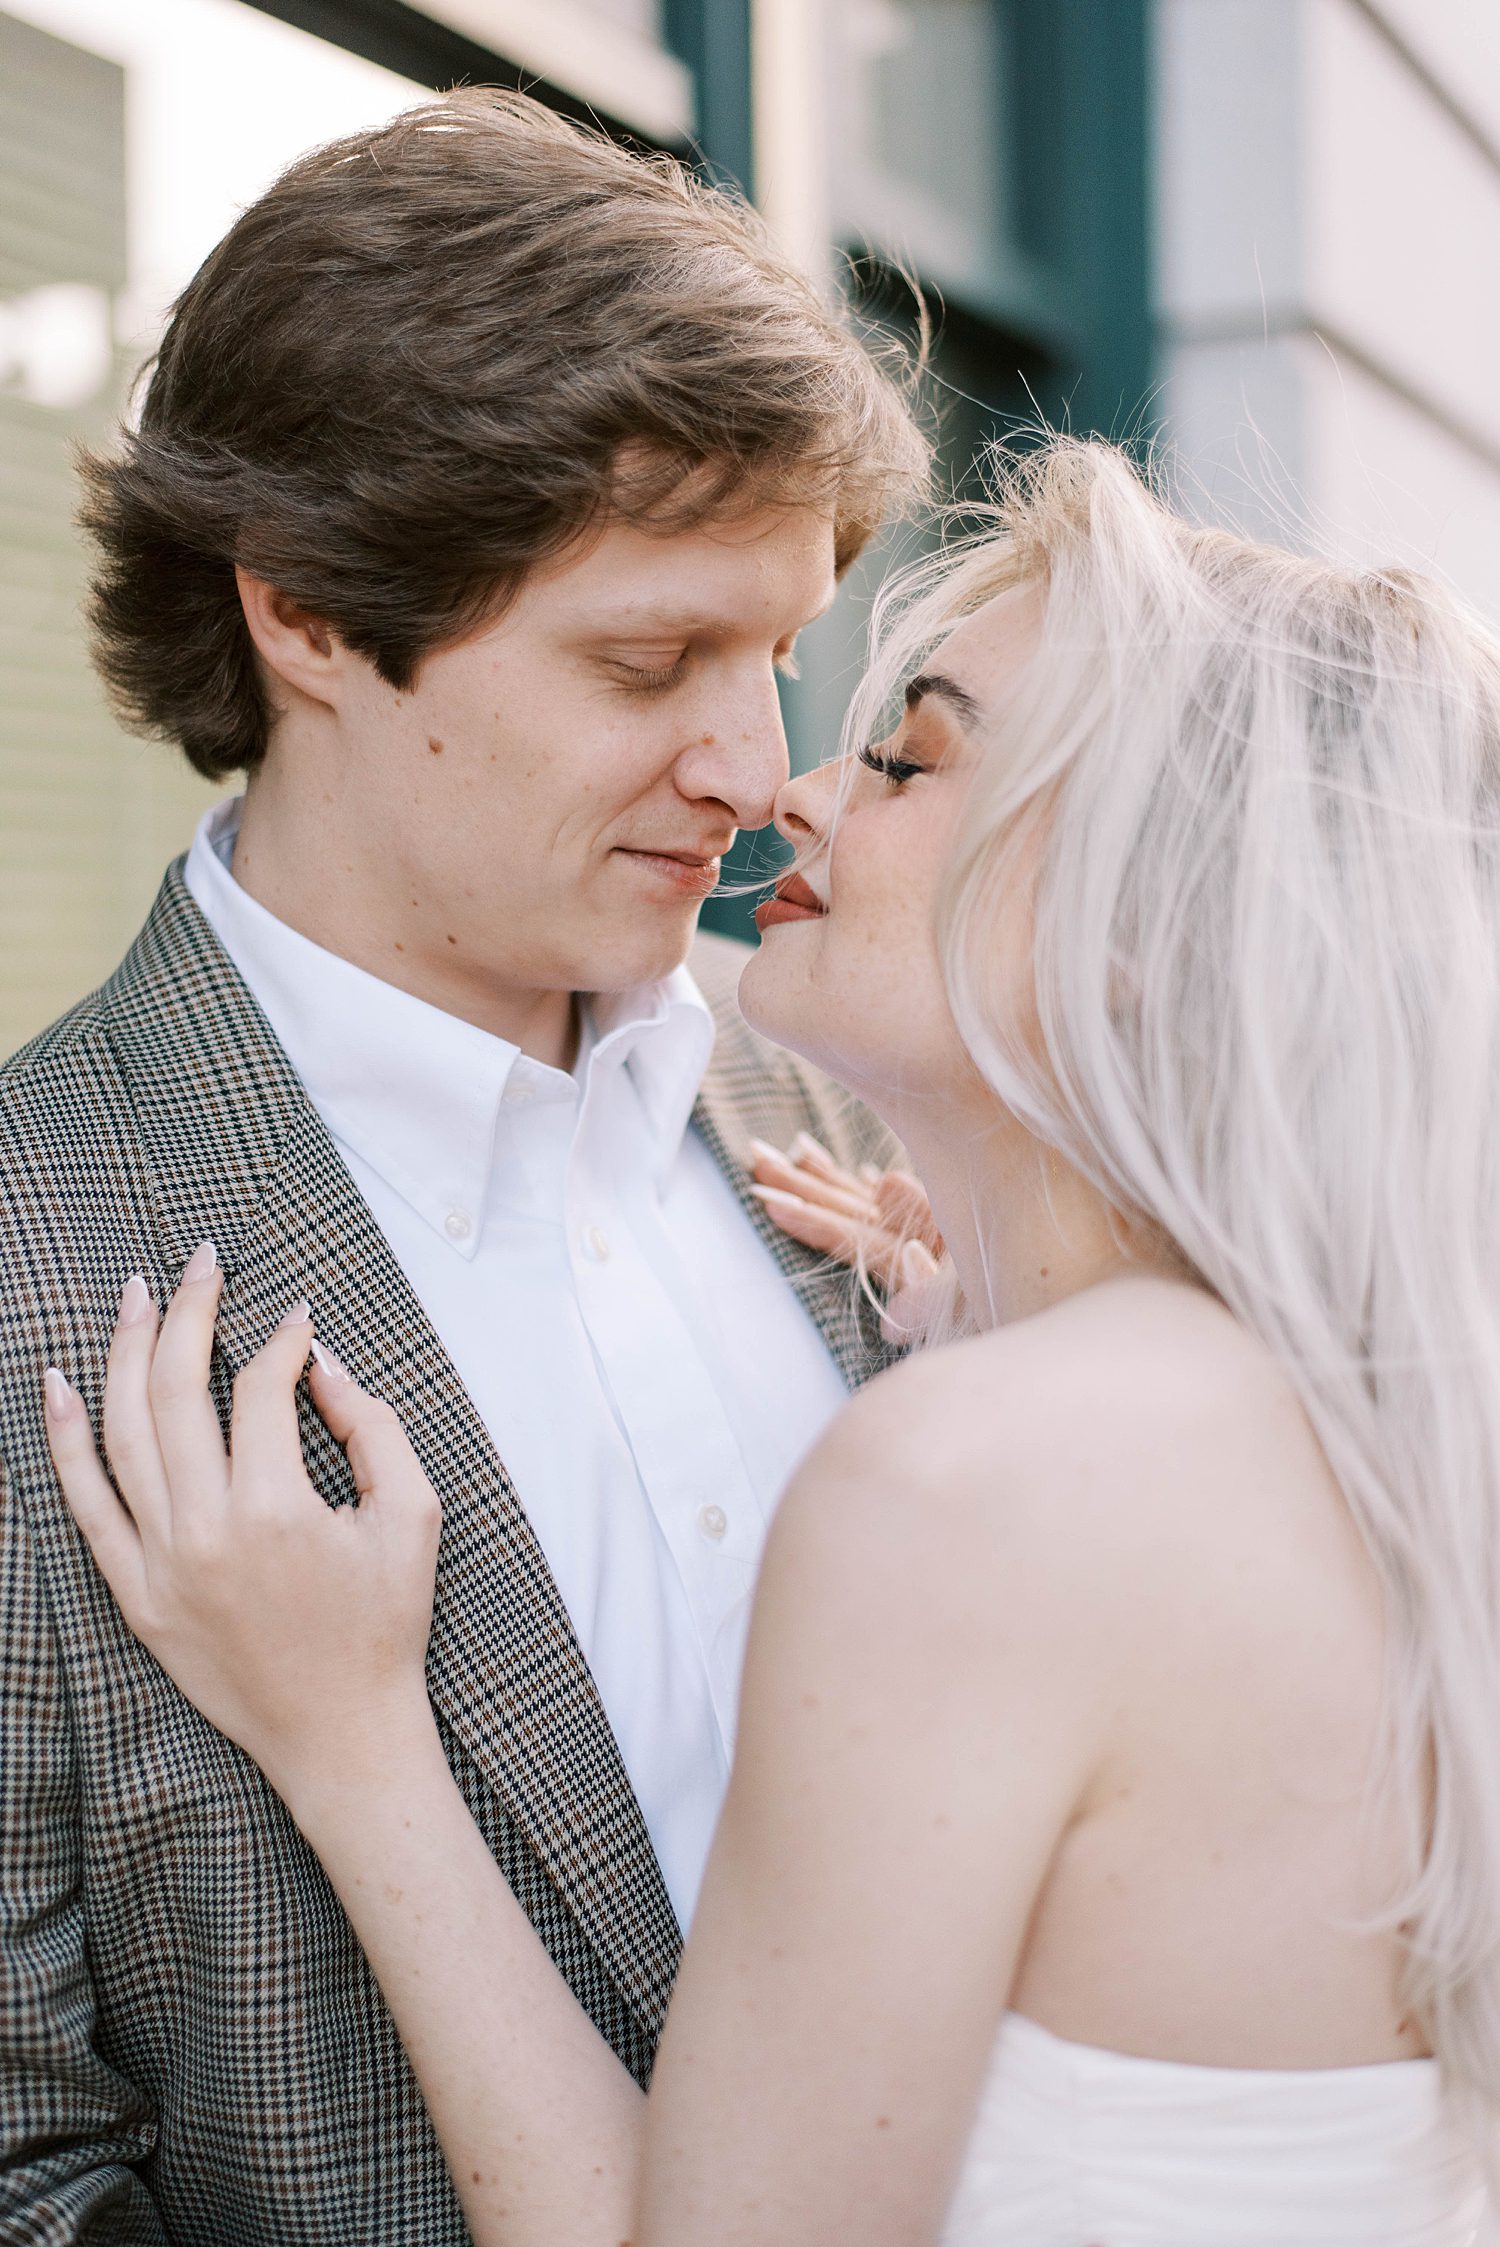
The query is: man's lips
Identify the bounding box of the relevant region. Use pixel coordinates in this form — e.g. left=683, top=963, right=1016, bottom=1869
left=754, top=869, right=828, bottom=934
left=616, top=845, right=725, bottom=899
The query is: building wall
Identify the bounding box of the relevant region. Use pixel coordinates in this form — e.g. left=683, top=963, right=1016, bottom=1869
left=0, top=12, right=212, bottom=1055
left=0, top=0, right=421, bottom=1060
left=1156, top=0, right=1500, bottom=623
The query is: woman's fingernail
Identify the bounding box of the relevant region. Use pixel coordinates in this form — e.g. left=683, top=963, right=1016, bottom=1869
left=900, top=1240, right=940, bottom=1285
left=276, top=1299, right=312, bottom=1330
left=43, top=1367, right=75, bottom=1422
left=790, top=1132, right=834, bottom=1168
left=752, top=1184, right=805, bottom=1211
left=119, top=1274, right=153, bottom=1326
left=747, top=1136, right=783, bottom=1165
left=310, top=1340, right=351, bottom=1381
left=182, top=1241, right=218, bottom=1284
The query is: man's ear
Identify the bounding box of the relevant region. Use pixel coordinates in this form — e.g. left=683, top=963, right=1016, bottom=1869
left=235, top=566, right=343, bottom=709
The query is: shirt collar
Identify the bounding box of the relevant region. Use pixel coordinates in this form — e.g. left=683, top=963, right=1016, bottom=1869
left=182, top=797, right=715, bottom=1250
left=586, top=971, right=716, bottom=1188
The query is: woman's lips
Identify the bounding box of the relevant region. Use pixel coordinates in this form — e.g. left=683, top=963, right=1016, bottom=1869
left=754, top=871, right=828, bottom=934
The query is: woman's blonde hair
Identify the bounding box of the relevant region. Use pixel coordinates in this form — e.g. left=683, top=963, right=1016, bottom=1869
left=845, top=436, right=1500, bottom=2152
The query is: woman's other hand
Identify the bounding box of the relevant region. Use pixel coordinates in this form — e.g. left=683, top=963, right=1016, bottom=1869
left=748, top=1134, right=945, bottom=1340
left=42, top=1246, right=442, bottom=1804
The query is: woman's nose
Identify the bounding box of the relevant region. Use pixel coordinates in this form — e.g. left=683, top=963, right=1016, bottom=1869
left=771, top=758, right=838, bottom=847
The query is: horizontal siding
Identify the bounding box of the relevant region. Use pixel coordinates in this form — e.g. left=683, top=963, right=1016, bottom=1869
left=1155, top=0, right=1500, bottom=630
left=0, top=2, right=431, bottom=1063
left=1306, top=0, right=1500, bottom=467
left=0, top=9, right=215, bottom=1064
left=1159, top=326, right=1500, bottom=631
left=1359, top=0, right=1500, bottom=161
left=1305, top=338, right=1500, bottom=627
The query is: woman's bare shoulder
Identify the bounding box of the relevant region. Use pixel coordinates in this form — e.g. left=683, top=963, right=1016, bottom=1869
left=777, top=1276, right=1316, bottom=1639
left=832, top=1274, right=1278, bottom=1476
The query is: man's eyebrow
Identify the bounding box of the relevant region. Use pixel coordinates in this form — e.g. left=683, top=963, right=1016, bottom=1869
left=575, top=605, right=727, bottom=634
left=905, top=671, right=982, bottom=727
left=574, top=597, right=832, bottom=636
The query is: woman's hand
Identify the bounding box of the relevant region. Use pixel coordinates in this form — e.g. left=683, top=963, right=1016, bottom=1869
left=48, top=1250, right=647, bottom=2247
left=748, top=1135, right=946, bottom=1340
left=43, top=1245, right=442, bottom=1806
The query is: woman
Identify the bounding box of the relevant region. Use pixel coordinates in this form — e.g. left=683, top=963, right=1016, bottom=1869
left=43, top=440, right=1497, bottom=2241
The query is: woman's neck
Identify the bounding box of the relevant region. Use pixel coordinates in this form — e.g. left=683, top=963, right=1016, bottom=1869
left=892, top=1097, right=1182, bottom=1330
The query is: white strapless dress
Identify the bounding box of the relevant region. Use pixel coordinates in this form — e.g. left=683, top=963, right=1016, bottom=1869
left=940, top=2013, right=1488, bottom=2245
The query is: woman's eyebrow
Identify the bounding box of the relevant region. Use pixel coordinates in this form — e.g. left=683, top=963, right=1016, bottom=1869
left=905, top=671, right=983, bottom=728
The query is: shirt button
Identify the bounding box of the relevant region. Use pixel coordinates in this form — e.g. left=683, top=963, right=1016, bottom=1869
left=583, top=1225, right=611, bottom=1262
left=444, top=1208, right=473, bottom=1243
left=697, top=1503, right=728, bottom=1543
left=509, top=1082, right=534, bottom=1106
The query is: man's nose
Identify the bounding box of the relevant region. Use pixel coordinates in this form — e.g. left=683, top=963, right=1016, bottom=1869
left=678, top=673, right=790, bottom=831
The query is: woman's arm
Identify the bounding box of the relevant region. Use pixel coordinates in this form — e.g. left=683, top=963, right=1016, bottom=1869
left=44, top=1263, right=643, bottom=2247
left=46, top=1266, right=1108, bottom=2247
left=274, top=1724, right=646, bottom=2246
left=630, top=1356, right=1105, bottom=2245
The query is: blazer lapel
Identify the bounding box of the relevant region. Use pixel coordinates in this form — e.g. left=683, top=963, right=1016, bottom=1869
left=103, top=866, right=680, bottom=2038
left=693, top=1049, right=897, bottom=1393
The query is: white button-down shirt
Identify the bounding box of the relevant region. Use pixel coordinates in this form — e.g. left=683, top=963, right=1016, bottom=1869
left=185, top=800, right=847, bottom=1927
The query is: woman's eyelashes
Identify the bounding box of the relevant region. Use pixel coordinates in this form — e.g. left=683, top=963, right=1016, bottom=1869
left=857, top=738, right=926, bottom=788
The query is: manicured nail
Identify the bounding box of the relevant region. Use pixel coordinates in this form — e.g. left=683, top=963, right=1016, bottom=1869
left=43, top=1367, right=75, bottom=1422
left=751, top=1184, right=806, bottom=1211
left=790, top=1132, right=834, bottom=1169
left=182, top=1241, right=218, bottom=1284
left=276, top=1299, right=312, bottom=1330
left=310, top=1340, right=351, bottom=1381
left=118, top=1274, right=153, bottom=1326
left=900, top=1241, right=940, bottom=1285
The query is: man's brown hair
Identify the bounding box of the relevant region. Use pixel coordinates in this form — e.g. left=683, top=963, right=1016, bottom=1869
left=79, top=90, right=929, bottom=781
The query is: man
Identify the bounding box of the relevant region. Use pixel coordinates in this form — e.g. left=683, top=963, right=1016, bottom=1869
left=0, top=90, right=925, bottom=2243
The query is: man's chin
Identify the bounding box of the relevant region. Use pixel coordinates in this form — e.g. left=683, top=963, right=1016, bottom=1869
left=581, top=902, right=703, bottom=995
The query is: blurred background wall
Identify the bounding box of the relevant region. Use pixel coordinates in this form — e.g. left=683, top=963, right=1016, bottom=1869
left=1, top=0, right=1497, bottom=1049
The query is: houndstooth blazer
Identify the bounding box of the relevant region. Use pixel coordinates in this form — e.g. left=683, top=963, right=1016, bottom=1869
left=0, top=864, right=900, bottom=2246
